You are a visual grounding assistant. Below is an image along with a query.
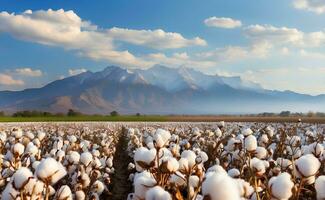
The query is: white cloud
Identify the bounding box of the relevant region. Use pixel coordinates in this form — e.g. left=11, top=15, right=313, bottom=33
left=0, top=73, right=24, bottom=86
left=107, top=27, right=206, bottom=49
left=15, top=68, right=43, bottom=77
left=0, top=9, right=208, bottom=69
left=197, top=41, right=272, bottom=62
left=68, top=68, right=87, bottom=76
left=204, top=17, right=242, bottom=29
left=244, top=25, right=304, bottom=45
left=293, top=0, right=325, bottom=14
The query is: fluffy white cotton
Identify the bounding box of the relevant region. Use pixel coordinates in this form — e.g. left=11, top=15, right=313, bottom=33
left=80, top=152, right=93, bottom=166
left=36, top=157, right=67, bottom=185
left=268, top=172, right=294, bottom=200
left=134, top=147, right=156, bottom=171
left=295, top=154, right=321, bottom=177
left=153, top=129, right=171, bottom=148
left=145, top=186, right=172, bottom=200
left=180, top=150, right=196, bottom=169
left=162, top=156, right=179, bottom=173
left=242, top=128, right=253, bottom=136
left=134, top=171, right=157, bottom=199
left=13, top=142, right=25, bottom=156
left=12, top=167, right=33, bottom=189
left=56, top=185, right=72, bottom=200
left=202, top=172, right=241, bottom=200
left=228, top=168, right=240, bottom=178
left=68, top=151, right=80, bottom=164
left=245, top=135, right=257, bottom=152
left=315, top=176, right=325, bottom=199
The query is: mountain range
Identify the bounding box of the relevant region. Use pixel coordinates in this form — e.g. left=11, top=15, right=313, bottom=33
left=0, top=65, right=324, bottom=114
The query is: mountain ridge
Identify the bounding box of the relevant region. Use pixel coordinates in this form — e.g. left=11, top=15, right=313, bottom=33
left=0, top=65, right=324, bottom=114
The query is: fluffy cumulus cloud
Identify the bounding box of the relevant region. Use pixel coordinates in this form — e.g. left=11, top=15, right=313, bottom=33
left=15, top=68, right=43, bottom=77
left=0, top=73, right=24, bottom=86
left=244, top=24, right=325, bottom=48
left=107, top=27, right=206, bottom=49
left=204, top=17, right=242, bottom=29
left=293, top=0, right=325, bottom=14
left=68, top=68, right=87, bottom=76
left=197, top=41, right=272, bottom=62
left=0, top=9, right=207, bottom=69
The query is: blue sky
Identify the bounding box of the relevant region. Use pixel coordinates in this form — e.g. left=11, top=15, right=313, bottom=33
left=0, top=0, right=325, bottom=94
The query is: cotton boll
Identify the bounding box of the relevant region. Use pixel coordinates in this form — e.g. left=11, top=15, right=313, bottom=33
left=228, top=168, right=240, bottom=178
left=315, top=176, right=325, bottom=199
left=24, top=178, right=44, bottom=196
left=181, top=150, right=196, bottom=169
left=268, top=172, right=294, bottom=200
left=308, top=142, right=324, bottom=157
left=56, top=185, right=73, bottom=200
left=145, top=186, right=172, bottom=200
left=36, top=157, right=67, bottom=185
left=80, top=152, right=93, bottom=166
left=92, top=180, right=105, bottom=195
left=295, top=154, right=321, bottom=178
left=2, top=182, right=19, bottom=199
left=250, top=158, right=268, bottom=176
left=259, top=134, right=269, bottom=146
left=12, top=128, right=23, bottom=139
left=12, top=167, right=33, bottom=189
left=68, top=151, right=80, bottom=164
left=25, top=142, right=38, bottom=156
left=170, top=172, right=186, bottom=187
left=245, top=135, right=257, bottom=152
left=236, top=179, right=254, bottom=198
left=13, top=143, right=25, bottom=156
left=75, top=190, right=86, bottom=200
left=202, top=172, right=241, bottom=200
left=134, top=147, right=156, bottom=171
left=128, top=162, right=135, bottom=170
left=161, top=156, right=179, bottom=173
left=207, top=165, right=227, bottom=175
left=37, top=131, right=46, bottom=141
left=134, top=171, right=157, bottom=199
left=255, top=146, right=267, bottom=159
left=242, top=128, right=253, bottom=136
left=276, top=158, right=292, bottom=170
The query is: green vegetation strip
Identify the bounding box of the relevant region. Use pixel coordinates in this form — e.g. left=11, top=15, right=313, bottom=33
left=0, top=115, right=168, bottom=122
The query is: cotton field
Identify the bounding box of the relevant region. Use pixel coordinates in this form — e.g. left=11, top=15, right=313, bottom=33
left=0, top=122, right=324, bottom=200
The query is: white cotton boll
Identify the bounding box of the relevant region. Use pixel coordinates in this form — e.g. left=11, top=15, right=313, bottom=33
left=128, top=162, right=135, bottom=170
left=207, top=165, right=227, bottom=175
left=242, top=128, right=253, bottom=136
left=153, top=134, right=165, bottom=148
left=25, top=131, right=35, bottom=140
left=245, top=135, right=257, bottom=152
left=2, top=182, right=19, bottom=200
left=12, top=167, right=33, bottom=189
left=228, top=168, right=240, bottom=178
left=56, top=185, right=72, bottom=200
left=276, top=158, right=292, bottom=170
left=288, top=135, right=301, bottom=146
left=145, top=186, right=171, bottom=200
left=12, top=128, right=23, bottom=138
left=170, top=172, right=186, bottom=187
left=181, top=150, right=196, bottom=169
left=32, top=160, right=40, bottom=170
left=295, top=154, right=321, bottom=178
left=255, top=146, right=267, bottom=159
left=92, top=149, right=100, bottom=157
left=36, top=157, right=67, bottom=185
left=202, top=172, right=241, bottom=200
left=25, top=142, right=38, bottom=156
left=76, top=190, right=86, bottom=200
left=134, top=147, right=156, bottom=171
left=225, top=138, right=239, bottom=152
left=68, top=135, right=77, bottom=143
left=162, top=156, right=179, bottom=173
left=106, top=157, right=113, bottom=168
left=197, top=151, right=208, bottom=163
left=305, top=130, right=314, bottom=137
left=24, top=178, right=44, bottom=196
left=134, top=171, right=157, bottom=199
left=68, top=151, right=80, bottom=164
left=315, top=176, right=325, bottom=199
left=308, top=142, right=324, bottom=157
left=217, top=121, right=225, bottom=128
left=13, top=142, right=25, bottom=156
left=268, top=172, right=294, bottom=200
left=259, top=134, right=269, bottom=145
left=265, top=126, right=274, bottom=137
left=236, top=179, right=254, bottom=198
left=0, top=132, right=7, bottom=143
left=250, top=158, right=268, bottom=176
left=215, top=128, right=222, bottom=138
left=92, top=180, right=105, bottom=194
left=37, top=130, right=46, bottom=141
left=80, top=152, right=93, bottom=166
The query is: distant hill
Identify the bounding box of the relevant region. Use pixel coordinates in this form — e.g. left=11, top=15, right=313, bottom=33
left=0, top=65, right=324, bottom=114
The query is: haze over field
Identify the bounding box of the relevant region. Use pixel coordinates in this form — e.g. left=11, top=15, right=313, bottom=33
left=0, top=0, right=324, bottom=114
